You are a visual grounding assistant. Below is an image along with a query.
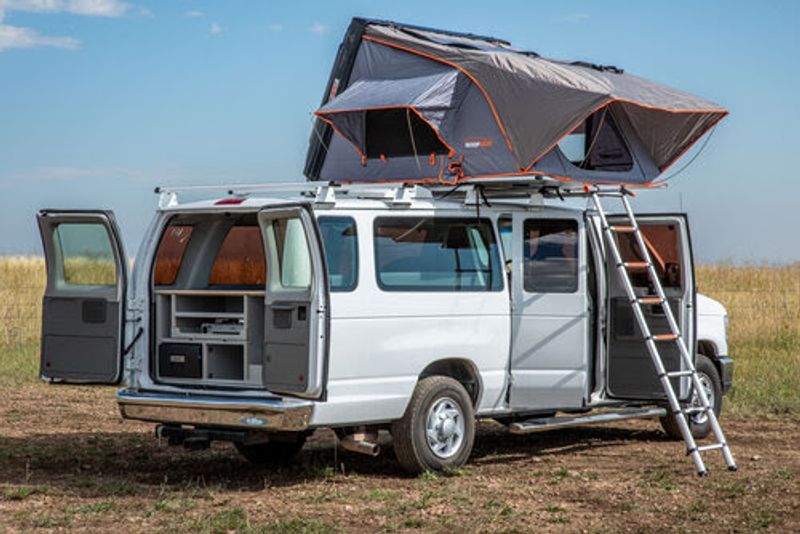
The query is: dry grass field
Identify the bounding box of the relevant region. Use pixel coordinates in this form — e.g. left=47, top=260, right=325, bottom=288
left=0, top=257, right=798, bottom=532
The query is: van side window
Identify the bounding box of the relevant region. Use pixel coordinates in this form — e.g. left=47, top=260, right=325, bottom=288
left=209, top=225, right=266, bottom=287
left=523, top=219, right=579, bottom=293
left=153, top=225, right=193, bottom=286
left=318, top=216, right=358, bottom=292
left=617, top=223, right=682, bottom=289
left=374, top=217, right=503, bottom=292
left=497, top=216, right=512, bottom=262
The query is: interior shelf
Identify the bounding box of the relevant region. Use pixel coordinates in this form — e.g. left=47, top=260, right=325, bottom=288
left=156, top=289, right=265, bottom=297
left=154, top=289, right=264, bottom=387
left=173, top=311, right=244, bottom=319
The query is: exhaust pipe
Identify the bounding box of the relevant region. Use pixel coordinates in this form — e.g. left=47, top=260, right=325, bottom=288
left=339, top=432, right=381, bottom=457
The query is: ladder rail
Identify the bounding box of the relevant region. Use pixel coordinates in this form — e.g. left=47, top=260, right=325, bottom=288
left=618, top=194, right=737, bottom=470
left=592, top=190, right=737, bottom=474
left=591, top=193, right=707, bottom=474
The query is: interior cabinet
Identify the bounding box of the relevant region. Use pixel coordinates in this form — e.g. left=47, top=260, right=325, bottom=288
left=154, top=289, right=264, bottom=386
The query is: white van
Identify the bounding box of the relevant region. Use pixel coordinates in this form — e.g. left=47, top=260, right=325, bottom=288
left=36, top=181, right=732, bottom=473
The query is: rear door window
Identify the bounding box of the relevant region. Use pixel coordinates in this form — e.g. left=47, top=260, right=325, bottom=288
left=374, top=217, right=503, bottom=292
left=54, top=223, right=118, bottom=286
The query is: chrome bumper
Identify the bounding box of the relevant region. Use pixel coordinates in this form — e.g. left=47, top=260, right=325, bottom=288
left=116, top=389, right=312, bottom=431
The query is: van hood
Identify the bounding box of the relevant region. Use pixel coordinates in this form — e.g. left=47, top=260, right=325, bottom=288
left=697, top=293, right=727, bottom=317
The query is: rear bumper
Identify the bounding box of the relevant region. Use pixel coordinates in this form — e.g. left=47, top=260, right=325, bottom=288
left=717, top=356, right=734, bottom=394
left=116, top=389, right=312, bottom=431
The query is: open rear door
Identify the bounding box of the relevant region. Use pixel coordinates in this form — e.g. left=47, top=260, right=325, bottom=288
left=605, top=215, right=695, bottom=400
left=258, top=205, right=329, bottom=400
left=37, top=210, right=128, bottom=384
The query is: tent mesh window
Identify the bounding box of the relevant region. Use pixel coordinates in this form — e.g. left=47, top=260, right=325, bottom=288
left=365, top=108, right=449, bottom=159
left=559, top=109, right=633, bottom=172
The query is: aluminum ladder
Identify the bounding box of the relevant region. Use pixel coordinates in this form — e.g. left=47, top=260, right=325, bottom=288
left=591, top=188, right=737, bottom=475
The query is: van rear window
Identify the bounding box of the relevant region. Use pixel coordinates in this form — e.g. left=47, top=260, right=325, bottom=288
left=374, top=217, right=503, bottom=292
left=208, top=225, right=266, bottom=287
left=153, top=225, right=193, bottom=286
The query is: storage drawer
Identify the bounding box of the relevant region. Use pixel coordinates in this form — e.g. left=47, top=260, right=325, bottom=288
left=158, top=343, right=202, bottom=379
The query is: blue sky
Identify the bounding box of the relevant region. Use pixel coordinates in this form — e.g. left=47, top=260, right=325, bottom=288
left=0, top=0, right=798, bottom=263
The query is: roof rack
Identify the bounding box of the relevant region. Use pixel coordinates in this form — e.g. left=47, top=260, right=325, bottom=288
left=154, top=178, right=664, bottom=209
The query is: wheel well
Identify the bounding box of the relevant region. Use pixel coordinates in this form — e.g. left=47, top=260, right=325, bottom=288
left=419, top=359, right=482, bottom=407
left=697, top=340, right=718, bottom=358
left=697, top=339, right=724, bottom=378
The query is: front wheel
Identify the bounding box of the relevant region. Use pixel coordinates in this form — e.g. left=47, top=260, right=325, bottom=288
left=392, top=376, right=476, bottom=474
left=660, top=355, right=723, bottom=440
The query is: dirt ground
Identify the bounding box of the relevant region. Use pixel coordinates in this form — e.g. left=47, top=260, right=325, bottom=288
left=0, top=385, right=798, bottom=533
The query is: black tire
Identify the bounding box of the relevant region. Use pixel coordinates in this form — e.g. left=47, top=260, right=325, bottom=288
left=660, top=355, right=723, bottom=440
left=392, top=376, right=475, bottom=474
left=234, top=432, right=307, bottom=465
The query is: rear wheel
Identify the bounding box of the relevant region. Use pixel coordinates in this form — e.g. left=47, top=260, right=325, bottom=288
left=392, top=376, right=475, bottom=474
left=234, top=432, right=307, bottom=465
left=660, top=355, right=722, bottom=440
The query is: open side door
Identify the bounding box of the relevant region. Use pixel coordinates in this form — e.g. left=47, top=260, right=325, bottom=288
left=258, top=205, right=329, bottom=400
left=605, top=214, right=695, bottom=401
left=37, top=210, right=128, bottom=384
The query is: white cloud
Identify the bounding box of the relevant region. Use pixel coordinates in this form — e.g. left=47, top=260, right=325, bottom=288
left=0, top=0, right=135, bottom=52
left=209, top=22, right=222, bottom=35
left=0, top=21, right=78, bottom=50
left=185, top=10, right=203, bottom=18
left=308, top=21, right=326, bottom=34
left=267, top=22, right=282, bottom=33
left=563, top=12, right=590, bottom=24
left=0, top=0, right=132, bottom=17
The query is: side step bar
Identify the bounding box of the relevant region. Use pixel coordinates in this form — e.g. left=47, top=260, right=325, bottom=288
left=509, top=407, right=667, bottom=434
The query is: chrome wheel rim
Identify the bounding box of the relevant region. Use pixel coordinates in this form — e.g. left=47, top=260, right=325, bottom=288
left=690, top=372, right=715, bottom=425
left=425, top=397, right=465, bottom=459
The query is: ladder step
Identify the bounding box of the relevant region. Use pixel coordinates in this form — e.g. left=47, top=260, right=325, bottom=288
left=652, top=333, right=679, bottom=341
left=622, top=261, right=650, bottom=269
left=610, top=225, right=636, bottom=233
left=697, top=443, right=726, bottom=453
left=666, top=370, right=694, bottom=378
left=638, top=297, right=664, bottom=304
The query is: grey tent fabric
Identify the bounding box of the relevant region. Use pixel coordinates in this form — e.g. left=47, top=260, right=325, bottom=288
left=307, top=19, right=727, bottom=185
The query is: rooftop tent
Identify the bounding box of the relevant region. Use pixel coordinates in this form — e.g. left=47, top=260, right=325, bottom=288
left=305, top=18, right=727, bottom=185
